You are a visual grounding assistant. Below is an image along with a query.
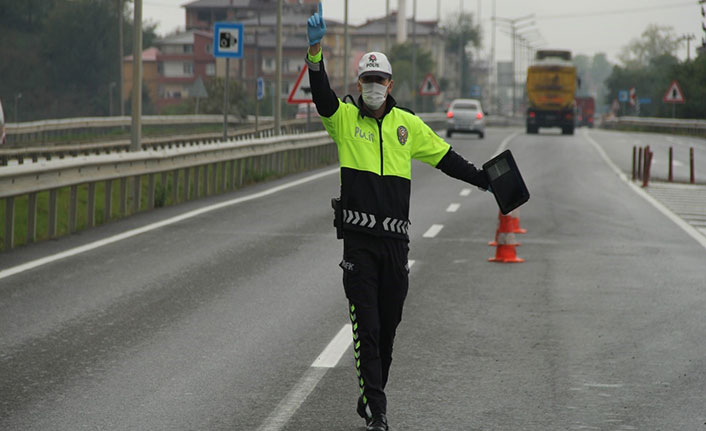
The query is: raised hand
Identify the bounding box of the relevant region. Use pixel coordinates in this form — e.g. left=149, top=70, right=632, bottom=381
left=307, top=2, right=326, bottom=46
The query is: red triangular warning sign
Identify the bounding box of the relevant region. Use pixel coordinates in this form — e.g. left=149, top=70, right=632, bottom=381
left=662, top=80, right=685, bottom=104
left=418, top=73, right=441, bottom=96
left=288, top=66, right=313, bottom=104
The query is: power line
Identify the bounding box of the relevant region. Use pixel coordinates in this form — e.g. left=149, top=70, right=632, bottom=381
left=537, top=2, right=694, bottom=20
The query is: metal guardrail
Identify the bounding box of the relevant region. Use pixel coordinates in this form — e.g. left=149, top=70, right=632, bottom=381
left=1, top=131, right=336, bottom=251
left=0, top=113, right=447, bottom=252
left=601, top=116, right=706, bottom=137
left=0, top=118, right=321, bottom=166
left=4, top=115, right=260, bottom=145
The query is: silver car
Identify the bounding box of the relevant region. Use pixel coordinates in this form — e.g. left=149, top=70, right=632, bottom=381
left=446, top=98, right=485, bottom=139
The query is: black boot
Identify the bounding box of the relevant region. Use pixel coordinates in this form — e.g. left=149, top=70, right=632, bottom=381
left=357, top=395, right=372, bottom=425
left=366, top=413, right=388, bottom=431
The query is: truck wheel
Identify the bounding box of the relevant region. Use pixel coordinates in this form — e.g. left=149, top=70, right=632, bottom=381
left=446, top=130, right=453, bottom=138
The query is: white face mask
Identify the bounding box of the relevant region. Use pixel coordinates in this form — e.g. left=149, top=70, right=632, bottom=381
left=361, top=82, right=389, bottom=110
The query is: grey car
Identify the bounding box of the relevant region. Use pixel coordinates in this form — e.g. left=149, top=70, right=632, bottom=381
left=446, top=98, right=485, bottom=139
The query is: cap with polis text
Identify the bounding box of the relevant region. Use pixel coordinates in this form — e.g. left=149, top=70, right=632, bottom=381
left=358, top=52, right=392, bottom=79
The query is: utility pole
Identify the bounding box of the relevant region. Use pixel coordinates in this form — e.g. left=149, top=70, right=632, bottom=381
left=412, top=0, right=417, bottom=111
left=385, top=0, right=390, bottom=54
left=489, top=0, right=495, bottom=113
left=344, top=0, right=349, bottom=96
left=274, top=0, right=282, bottom=135
left=458, top=0, right=463, bottom=98
left=118, top=0, right=124, bottom=118
left=679, top=34, right=695, bottom=61
left=130, top=0, right=142, bottom=151
left=493, top=14, right=534, bottom=117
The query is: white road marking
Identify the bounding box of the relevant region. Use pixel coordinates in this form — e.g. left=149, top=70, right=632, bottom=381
left=446, top=203, right=461, bottom=213
left=256, top=367, right=328, bottom=431
left=311, top=324, right=352, bottom=368
left=422, top=224, right=444, bottom=238
left=0, top=168, right=340, bottom=281
left=492, top=130, right=520, bottom=158
left=584, top=130, right=706, bottom=250
left=460, top=188, right=471, bottom=196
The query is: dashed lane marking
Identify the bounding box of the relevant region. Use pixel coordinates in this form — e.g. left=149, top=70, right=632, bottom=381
left=446, top=203, right=461, bottom=213
left=422, top=224, right=444, bottom=238
left=460, top=188, right=472, bottom=196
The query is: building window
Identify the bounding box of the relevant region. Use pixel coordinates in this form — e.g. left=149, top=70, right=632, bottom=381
left=157, top=62, right=164, bottom=75
left=214, top=10, right=226, bottom=21
left=262, top=57, right=275, bottom=73
left=183, top=44, right=193, bottom=54
left=206, top=63, right=215, bottom=76
left=197, top=11, right=209, bottom=22
left=205, top=43, right=212, bottom=54
left=183, top=62, right=193, bottom=75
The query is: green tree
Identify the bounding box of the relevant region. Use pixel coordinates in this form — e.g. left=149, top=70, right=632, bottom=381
left=442, top=12, right=482, bottom=97
left=619, top=24, right=680, bottom=69
left=387, top=42, right=434, bottom=108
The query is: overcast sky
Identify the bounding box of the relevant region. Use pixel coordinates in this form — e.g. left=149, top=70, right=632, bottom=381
left=144, top=0, right=703, bottom=64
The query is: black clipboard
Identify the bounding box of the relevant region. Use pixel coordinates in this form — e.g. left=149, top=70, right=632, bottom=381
left=483, top=150, right=530, bottom=215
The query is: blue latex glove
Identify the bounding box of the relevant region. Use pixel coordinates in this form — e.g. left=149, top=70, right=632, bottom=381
left=307, top=2, right=326, bottom=46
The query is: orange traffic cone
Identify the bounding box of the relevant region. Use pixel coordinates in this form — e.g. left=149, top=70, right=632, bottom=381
left=488, top=231, right=524, bottom=263
left=489, top=212, right=521, bottom=247
left=509, top=209, right=527, bottom=234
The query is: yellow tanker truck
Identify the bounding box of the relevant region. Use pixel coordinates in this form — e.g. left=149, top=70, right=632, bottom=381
left=526, top=50, right=577, bottom=135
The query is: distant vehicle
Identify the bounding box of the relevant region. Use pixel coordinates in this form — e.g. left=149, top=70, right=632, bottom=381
left=575, top=96, right=595, bottom=128
left=446, top=98, right=485, bottom=139
left=0, top=98, right=5, bottom=145
left=526, top=49, right=577, bottom=135
left=295, top=103, right=319, bottom=119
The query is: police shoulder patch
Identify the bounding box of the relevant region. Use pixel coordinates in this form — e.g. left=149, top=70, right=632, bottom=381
left=397, top=125, right=408, bottom=145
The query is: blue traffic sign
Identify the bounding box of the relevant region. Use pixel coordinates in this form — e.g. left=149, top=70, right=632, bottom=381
left=213, top=22, right=244, bottom=58
left=618, top=90, right=628, bottom=103
left=257, top=77, right=265, bottom=101
left=470, top=85, right=481, bottom=97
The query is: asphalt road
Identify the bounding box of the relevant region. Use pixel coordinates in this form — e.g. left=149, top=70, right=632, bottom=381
left=1, top=127, right=705, bottom=431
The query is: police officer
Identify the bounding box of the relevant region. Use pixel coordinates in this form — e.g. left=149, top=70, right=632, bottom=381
left=306, top=4, right=489, bottom=431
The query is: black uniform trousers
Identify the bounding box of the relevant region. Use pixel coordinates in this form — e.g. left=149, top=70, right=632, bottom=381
left=340, top=230, right=410, bottom=417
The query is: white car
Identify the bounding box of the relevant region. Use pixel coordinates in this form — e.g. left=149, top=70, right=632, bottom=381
left=0, top=98, right=5, bottom=145
left=446, top=98, right=485, bottom=139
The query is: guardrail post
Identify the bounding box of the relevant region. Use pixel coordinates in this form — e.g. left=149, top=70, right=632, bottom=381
left=27, top=192, right=37, bottom=243
left=105, top=180, right=113, bottom=222
left=194, top=166, right=202, bottom=198
left=69, top=185, right=78, bottom=233
left=4, top=197, right=15, bottom=250
left=131, top=176, right=141, bottom=213
left=637, top=147, right=643, bottom=181
left=183, top=167, right=191, bottom=201
left=172, top=170, right=179, bottom=204
left=160, top=171, right=168, bottom=205
left=237, top=159, right=244, bottom=187
left=48, top=189, right=58, bottom=237
left=120, top=178, right=128, bottom=217
left=690, top=147, right=695, bottom=184
left=87, top=182, right=96, bottom=227
left=147, top=174, right=155, bottom=210
left=210, top=163, right=217, bottom=195
left=631, top=146, right=636, bottom=181
left=220, top=161, right=227, bottom=192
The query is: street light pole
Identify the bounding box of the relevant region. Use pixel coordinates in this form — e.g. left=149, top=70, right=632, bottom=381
left=493, top=14, right=534, bottom=117
left=14, top=93, right=22, bottom=123
left=130, top=0, right=142, bottom=151
left=274, top=0, right=282, bottom=135
left=412, top=0, right=417, bottom=111
left=343, top=0, right=349, bottom=96
left=118, top=0, right=124, bottom=118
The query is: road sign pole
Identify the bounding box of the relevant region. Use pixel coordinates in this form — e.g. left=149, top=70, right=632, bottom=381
left=306, top=103, right=311, bottom=131
left=223, top=57, right=230, bottom=141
